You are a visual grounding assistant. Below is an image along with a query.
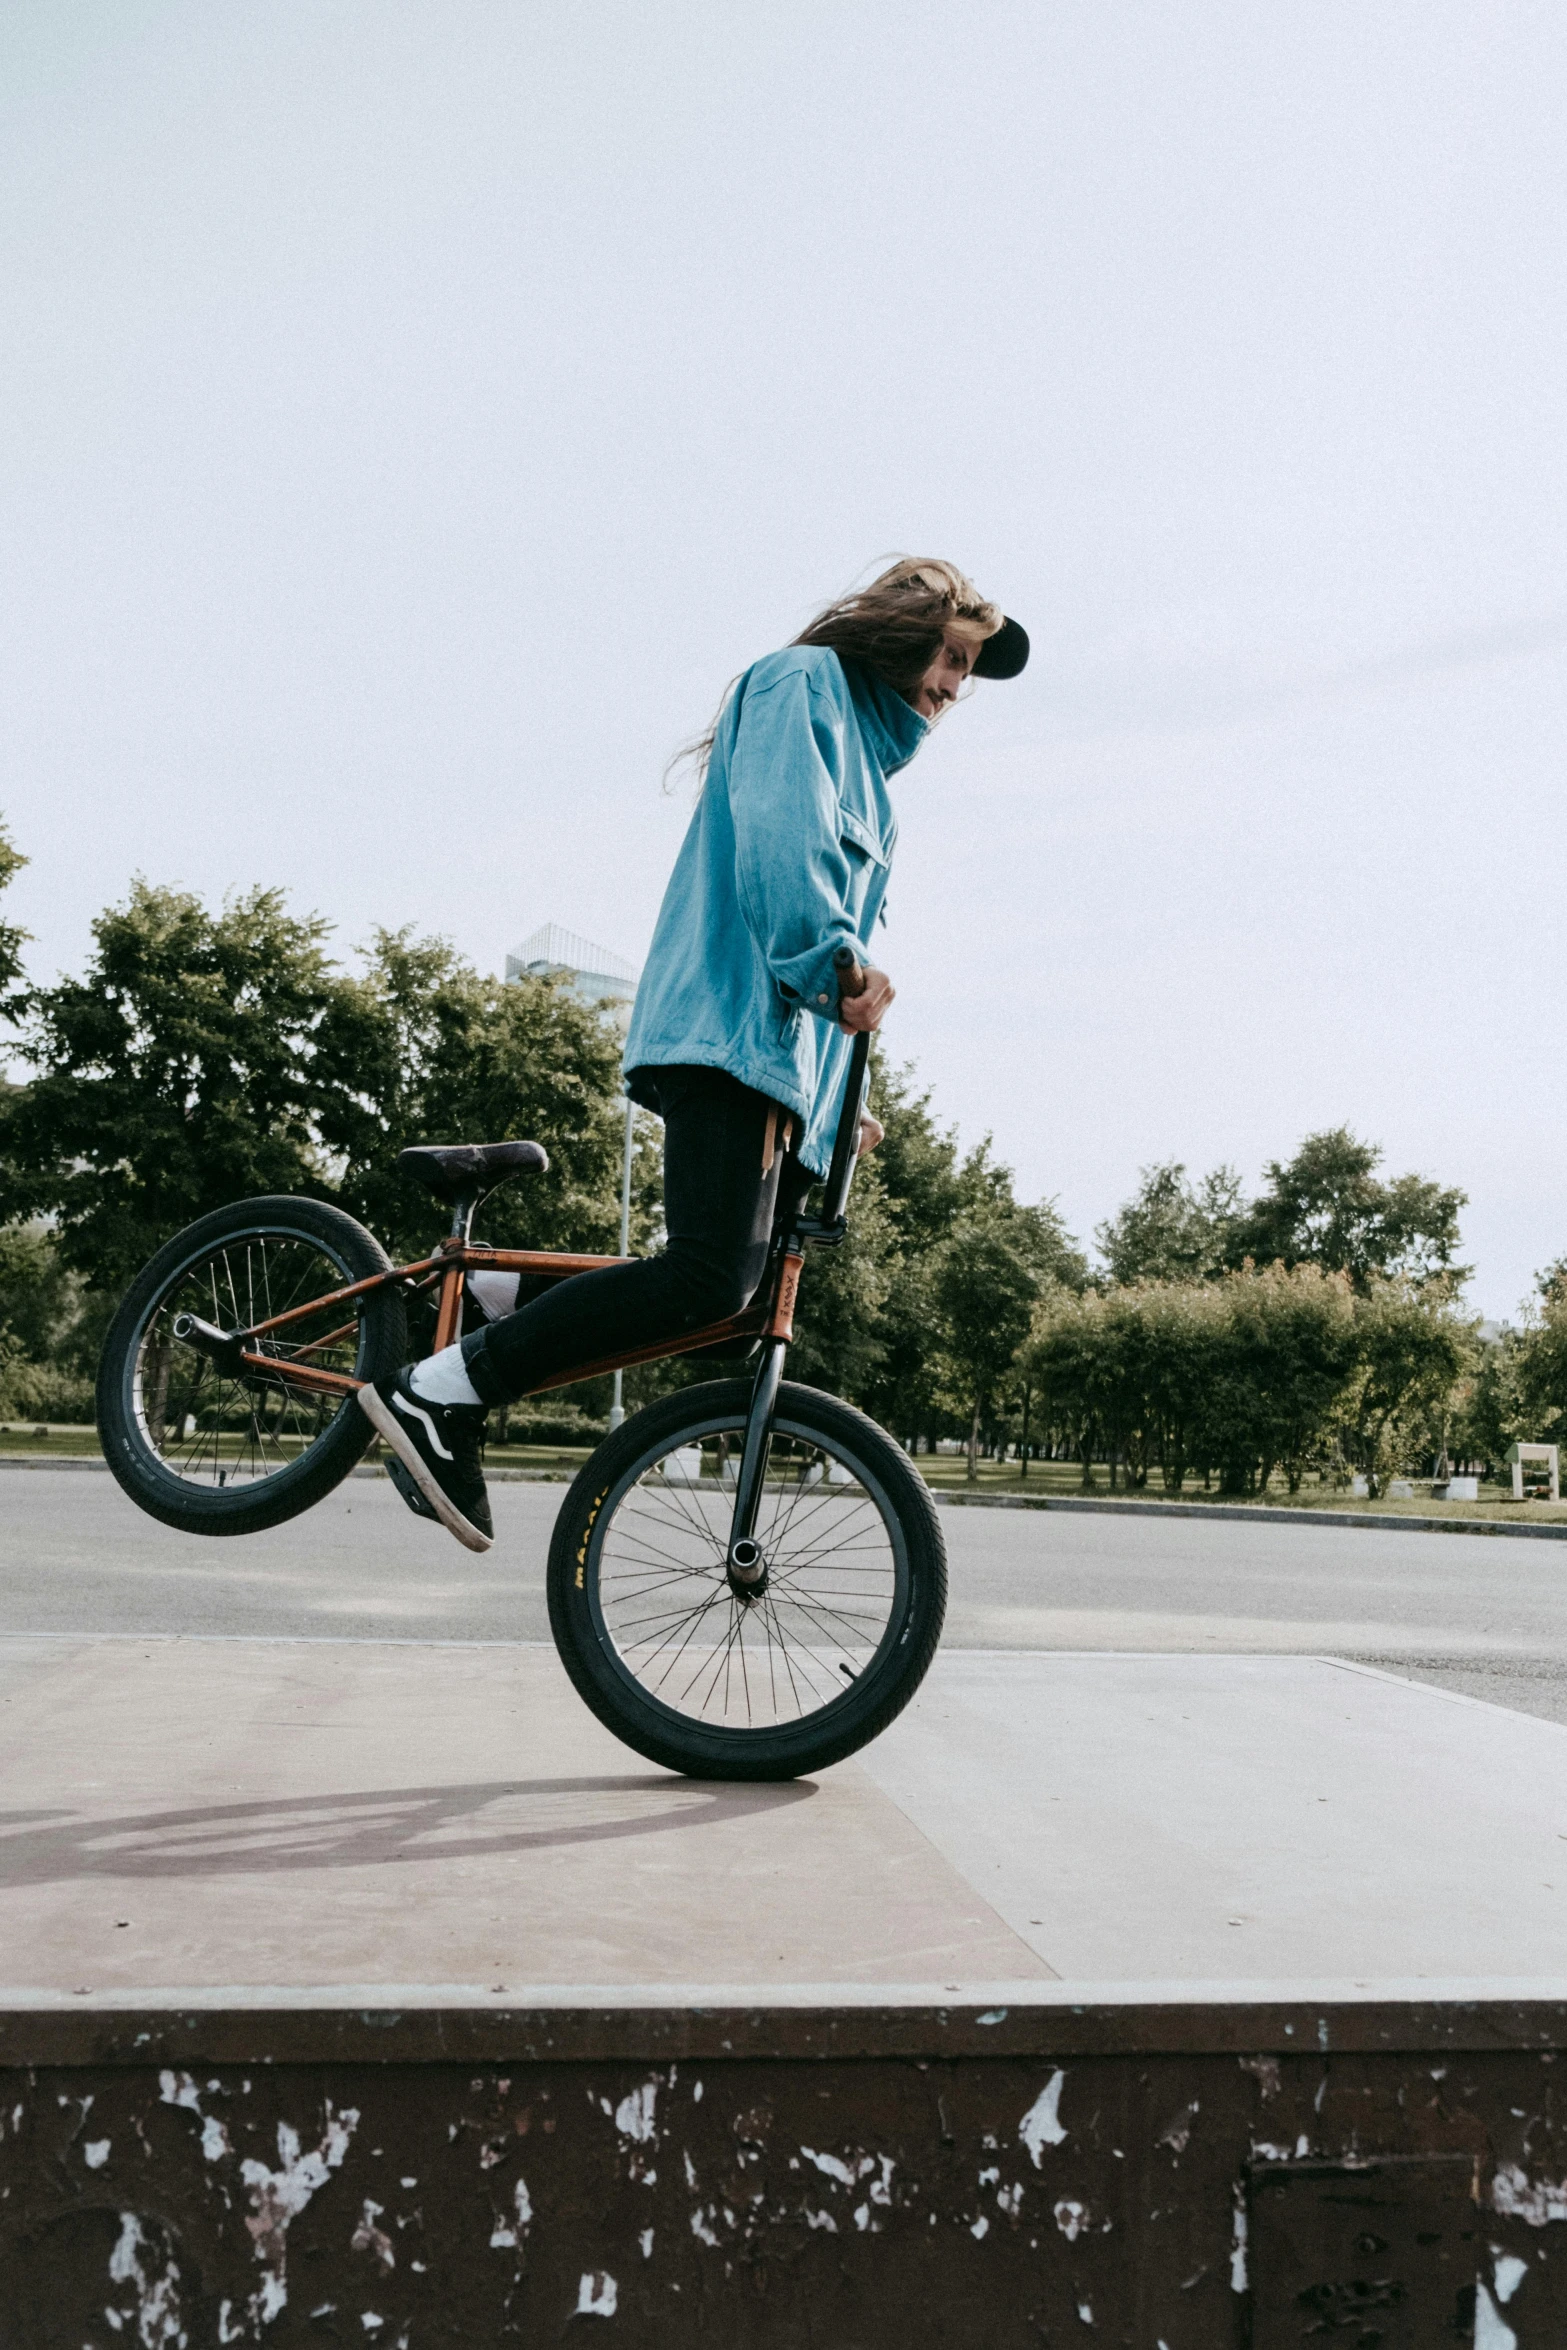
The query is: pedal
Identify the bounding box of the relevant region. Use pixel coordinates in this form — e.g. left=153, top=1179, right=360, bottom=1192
left=386, top=1454, right=441, bottom=1523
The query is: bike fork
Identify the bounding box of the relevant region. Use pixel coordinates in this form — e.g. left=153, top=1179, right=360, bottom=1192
left=727, top=1337, right=786, bottom=1590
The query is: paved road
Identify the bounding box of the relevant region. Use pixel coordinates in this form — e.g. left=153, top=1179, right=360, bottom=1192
left=3, top=1468, right=1566, bottom=1725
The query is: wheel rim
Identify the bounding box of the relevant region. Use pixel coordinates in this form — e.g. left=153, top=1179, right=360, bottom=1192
left=585, top=1410, right=911, bottom=1735
left=124, top=1226, right=372, bottom=1490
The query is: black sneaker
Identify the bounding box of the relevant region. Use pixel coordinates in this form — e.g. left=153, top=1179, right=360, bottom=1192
left=385, top=1453, right=440, bottom=1523
left=359, top=1369, right=493, bottom=1552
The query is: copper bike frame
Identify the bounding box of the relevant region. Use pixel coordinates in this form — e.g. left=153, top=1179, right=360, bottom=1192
left=232, top=1242, right=804, bottom=1403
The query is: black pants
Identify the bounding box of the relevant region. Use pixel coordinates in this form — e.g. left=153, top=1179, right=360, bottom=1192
left=461, top=1065, right=805, bottom=1408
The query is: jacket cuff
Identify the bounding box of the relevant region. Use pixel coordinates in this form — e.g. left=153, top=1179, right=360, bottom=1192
left=774, top=935, right=870, bottom=1022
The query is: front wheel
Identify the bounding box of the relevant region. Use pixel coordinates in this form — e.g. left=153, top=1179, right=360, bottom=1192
left=547, top=1379, right=947, bottom=1780
left=97, top=1195, right=408, bottom=1536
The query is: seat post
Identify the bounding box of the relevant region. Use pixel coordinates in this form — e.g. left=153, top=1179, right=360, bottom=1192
left=432, top=1187, right=481, bottom=1354
left=447, top=1187, right=480, bottom=1244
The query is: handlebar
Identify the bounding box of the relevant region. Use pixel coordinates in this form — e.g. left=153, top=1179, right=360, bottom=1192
left=819, top=948, right=872, bottom=1227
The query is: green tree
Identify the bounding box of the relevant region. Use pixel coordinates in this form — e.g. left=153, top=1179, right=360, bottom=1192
left=859, top=1059, right=1085, bottom=1455
left=1339, top=1277, right=1474, bottom=1496
left=933, top=1209, right=1045, bottom=1480
left=1489, top=1273, right=1567, bottom=1467
left=0, top=813, right=27, bottom=1009
left=0, top=1222, right=78, bottom=1361
left=315, top=929, right=626, bottom=1262
left=0, top=1222, right=101, bottom=1423
left=784, top=1156, right=897, bottom=1402
left=1029, top=1265, right=1363, bottom=1497
left=856, top=1062, right=969, bottom=1441
left=1227, top=1128, right=1467, bottom=1292
left=1096, top=1160, right=1242, bottom=1285
left=0, top=881, right=339, bottom=1291
left=1194, top=1264, right=1360, bottom=1494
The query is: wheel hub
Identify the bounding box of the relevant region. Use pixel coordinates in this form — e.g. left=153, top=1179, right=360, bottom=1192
left=726, top=1536, right=768, bottom=1601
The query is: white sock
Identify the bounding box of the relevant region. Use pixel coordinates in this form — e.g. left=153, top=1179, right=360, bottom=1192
left=410, top=1345, right=485, bottom=1410
left=467, top=1269, right=522, bottom=1322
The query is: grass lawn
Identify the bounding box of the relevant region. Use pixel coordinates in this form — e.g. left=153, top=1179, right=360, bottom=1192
left=0, top=1424, right=108, bottom=1458
left=915, top=1451, right=1567, bottom=1522
left=0, top=1423, right=599, bottom=1478
left=10, top=1423, right=1566, bottom=1525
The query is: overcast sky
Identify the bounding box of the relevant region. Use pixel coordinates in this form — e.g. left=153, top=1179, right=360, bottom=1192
left=3, top=3, right=1564, bottom=1315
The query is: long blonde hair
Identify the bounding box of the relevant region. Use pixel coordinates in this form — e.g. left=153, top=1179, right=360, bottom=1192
left=673, top=556, right=1003, bottom=785
left=793, top=556, right=1003, bottom=690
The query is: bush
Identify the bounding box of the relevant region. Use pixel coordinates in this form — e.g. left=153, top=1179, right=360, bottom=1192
left=0, top=1355, right=94, bottom=1422
left=492, top=1401, right=606, bottom=1448
left=1026, top=1263, right=1468, bottom=1497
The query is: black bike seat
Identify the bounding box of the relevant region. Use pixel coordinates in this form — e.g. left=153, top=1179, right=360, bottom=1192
left=395, top=1139, right=549, bottom=1200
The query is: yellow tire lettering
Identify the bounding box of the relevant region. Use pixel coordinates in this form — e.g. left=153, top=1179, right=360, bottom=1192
left=574, top=1489, right=610, bottom=1593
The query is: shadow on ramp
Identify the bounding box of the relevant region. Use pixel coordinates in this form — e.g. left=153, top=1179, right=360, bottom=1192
left=0, top=1773, right=815, bottom=1883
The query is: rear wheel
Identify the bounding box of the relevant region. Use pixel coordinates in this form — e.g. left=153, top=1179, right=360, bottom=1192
left=547, top=1379, right=946, bottom=1780
left=96, top=1196, right=408, bottom=1535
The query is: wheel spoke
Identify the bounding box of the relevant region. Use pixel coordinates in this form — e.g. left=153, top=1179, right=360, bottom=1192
left=586, top=1416, right=905, bottom=1734
left=132, top=1227, right=367, bottom=1490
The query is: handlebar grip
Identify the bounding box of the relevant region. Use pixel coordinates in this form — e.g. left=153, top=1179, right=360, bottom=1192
left=820, top=1028, right=871, bottom=1228
left=833, top=945, right=867, bottom=1001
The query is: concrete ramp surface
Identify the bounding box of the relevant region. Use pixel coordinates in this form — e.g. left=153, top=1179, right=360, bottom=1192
left=1, top=1636, right=1565, bottom=2342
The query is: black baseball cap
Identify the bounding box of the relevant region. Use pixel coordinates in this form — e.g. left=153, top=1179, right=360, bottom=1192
left=974, top=617, right=1029, bottom=680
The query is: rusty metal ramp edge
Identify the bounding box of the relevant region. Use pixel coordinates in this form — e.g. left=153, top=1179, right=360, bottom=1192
left=2, top=1979, right=1567, bottom=2063
left=7, top=1984, right=1567, bottom=2341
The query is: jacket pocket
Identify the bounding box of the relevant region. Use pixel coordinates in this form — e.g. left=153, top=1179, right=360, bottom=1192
left=838, top=808, right=891, bottom=868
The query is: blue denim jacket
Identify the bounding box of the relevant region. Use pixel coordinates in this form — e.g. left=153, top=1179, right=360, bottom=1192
left=624, top=646, right=928, bottom=1176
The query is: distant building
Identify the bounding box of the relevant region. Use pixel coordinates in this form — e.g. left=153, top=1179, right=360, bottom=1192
left=505, top=923, right=639, bottom=1031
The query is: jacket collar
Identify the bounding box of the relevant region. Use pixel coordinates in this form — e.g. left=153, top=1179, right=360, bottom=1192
left=841, top=659, right=929, bottom=775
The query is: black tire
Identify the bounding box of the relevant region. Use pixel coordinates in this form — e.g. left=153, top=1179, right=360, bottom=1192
left=547, top=1379, right=946, bottom=1780
left=96, top=1195, right=408, bottom=1536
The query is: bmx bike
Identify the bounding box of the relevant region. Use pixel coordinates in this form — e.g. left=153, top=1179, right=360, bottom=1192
left=95, top=995, right=946, bottom=1783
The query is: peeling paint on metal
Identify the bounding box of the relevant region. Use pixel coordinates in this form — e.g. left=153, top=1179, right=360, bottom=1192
left=1239, top=2056, right=1280, bottom=2100
left=1474, top=2282, right=1519, bottom=2349
left=350, top=2198, right=395, bottom=2272
left=1493, top=2251, right=1528, bottom=2303
left=1228, top=2181, right=1248, bottom=2293
left=158, top=2067, right=230, bottom=2161
left=608, top=2079, right=658, bottom=2143
left=108, top=2211, right=185, bottom=2348
left=238, top=2102, right=359, bottom=2323
left=1020, top=2071, right=1067, bottom=2164
left=1491, top=2162, right=1567, bottom=2225
left=489, top=2176, right=533, bottom=2250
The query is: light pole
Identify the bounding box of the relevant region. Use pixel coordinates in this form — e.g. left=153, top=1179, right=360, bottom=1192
left=608, top=1096, right=633, bottom=1430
